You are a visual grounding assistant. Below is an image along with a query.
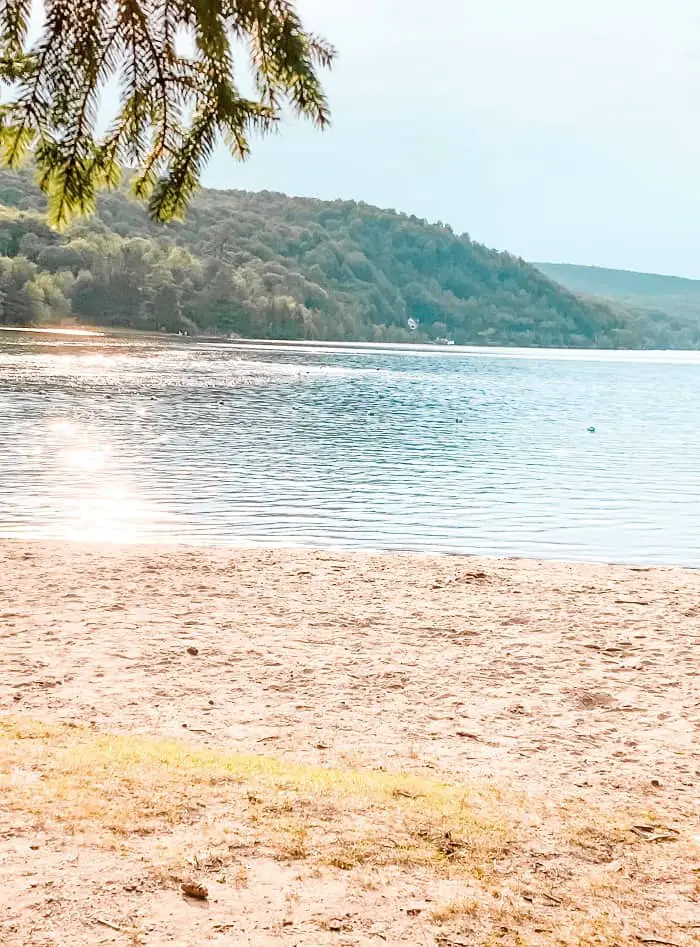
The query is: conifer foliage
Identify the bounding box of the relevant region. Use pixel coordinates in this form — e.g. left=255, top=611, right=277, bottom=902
left=0, top=0, right=334, bottom=228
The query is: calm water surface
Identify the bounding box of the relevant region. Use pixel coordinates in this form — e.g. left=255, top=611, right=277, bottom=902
left=1, top=331, right=699, bottom=564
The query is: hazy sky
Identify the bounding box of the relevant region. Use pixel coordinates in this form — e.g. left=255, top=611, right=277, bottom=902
left=200, top=0, right=700, bottom=277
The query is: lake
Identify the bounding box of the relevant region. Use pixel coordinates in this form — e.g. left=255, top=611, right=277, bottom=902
left=1, top=330, right=699, bottom=565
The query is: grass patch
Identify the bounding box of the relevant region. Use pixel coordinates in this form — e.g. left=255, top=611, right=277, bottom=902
left=1, top=715, right=698, bottom=947
left=430, top=897, right=479, bottom=922
left=0, top=716, right=512, bottom=874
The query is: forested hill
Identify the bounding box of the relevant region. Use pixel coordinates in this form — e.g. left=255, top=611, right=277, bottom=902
left=537, top=262, right=700, bottom=348
left=0, top=165, right=673, bottom=346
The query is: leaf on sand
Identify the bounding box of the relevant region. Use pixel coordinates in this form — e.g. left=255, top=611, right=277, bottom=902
left=181, top=880, right=208, bottom=900
left=630, top=825, right=680, bottom=843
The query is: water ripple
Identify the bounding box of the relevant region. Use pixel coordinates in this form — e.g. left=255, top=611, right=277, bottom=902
left=1, top=332, right=699, bottom=564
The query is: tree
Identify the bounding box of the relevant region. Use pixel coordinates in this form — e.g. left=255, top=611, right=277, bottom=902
left=0, top=1, right=334, bottom=228
left=0, top=164, right=673, bottom=347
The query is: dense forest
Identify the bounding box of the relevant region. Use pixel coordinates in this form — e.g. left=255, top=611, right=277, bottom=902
left=0, top=166, right=690, bottom=347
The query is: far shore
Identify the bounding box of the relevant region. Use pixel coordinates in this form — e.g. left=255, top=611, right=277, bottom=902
left=4, top=322, right=700, bottom=358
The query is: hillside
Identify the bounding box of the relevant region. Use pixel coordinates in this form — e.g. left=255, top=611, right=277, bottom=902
left=537, top=262, right=700, bottom=347
left=0, top=165, right=667, bottom=347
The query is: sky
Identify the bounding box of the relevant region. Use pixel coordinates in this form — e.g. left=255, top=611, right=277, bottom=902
left=200, top=0, right=700, bottom=278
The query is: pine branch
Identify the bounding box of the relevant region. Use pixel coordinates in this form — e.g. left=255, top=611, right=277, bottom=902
left=0, top=0, right=31, bottom=57
left=0, top=0, right=334, bottom=225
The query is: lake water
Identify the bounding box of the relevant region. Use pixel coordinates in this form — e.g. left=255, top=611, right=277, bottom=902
left=1, top=330, right=699, bottom=565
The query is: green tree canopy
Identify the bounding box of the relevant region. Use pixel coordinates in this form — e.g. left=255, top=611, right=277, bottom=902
left=3, top=165, right=672, bottom=348
left=0, top=0, right=334, bottom=228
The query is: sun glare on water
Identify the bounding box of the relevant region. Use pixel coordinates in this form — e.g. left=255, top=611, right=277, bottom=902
left=0, top=326, right=104, bottom=337
left=44, top=418, right=162, bottom=544
left=62, top=447, right=109, bottom=471
left=62, top=486, right=156, bottom=544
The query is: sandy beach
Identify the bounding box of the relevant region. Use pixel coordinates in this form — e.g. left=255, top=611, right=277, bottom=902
left=2, top=540, right=699, bottom=945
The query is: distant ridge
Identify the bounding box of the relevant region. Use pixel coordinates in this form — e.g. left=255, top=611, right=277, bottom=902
left=535, top=262, right=700, bottom=347
left=535, top=262, right=700, bottom=300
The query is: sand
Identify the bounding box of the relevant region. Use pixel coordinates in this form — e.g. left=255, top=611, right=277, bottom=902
left=2, top=540, right=698, bottom=800
left=1, top=540, right=699, bottom=945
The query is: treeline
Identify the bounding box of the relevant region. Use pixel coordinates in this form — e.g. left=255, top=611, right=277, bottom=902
left=0, top=166, right=686, bottom=347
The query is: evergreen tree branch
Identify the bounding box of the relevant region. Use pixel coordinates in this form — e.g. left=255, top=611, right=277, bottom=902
left=0, top=0, right=333, bottom=227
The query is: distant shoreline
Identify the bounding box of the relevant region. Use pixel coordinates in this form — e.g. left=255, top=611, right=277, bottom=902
left=5, top=323, right=700, bottom=360
left=221, top=337, right=700, bottom=360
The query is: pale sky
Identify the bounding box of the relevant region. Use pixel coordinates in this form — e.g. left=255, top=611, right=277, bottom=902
left=201, top=0, right=700, bottom=278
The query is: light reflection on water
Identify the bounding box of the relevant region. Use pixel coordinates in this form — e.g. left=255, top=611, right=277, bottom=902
left=1, top=332, right=699, bottom=564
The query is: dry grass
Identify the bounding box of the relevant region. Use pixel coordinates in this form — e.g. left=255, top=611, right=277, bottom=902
left=430, top=897, right=479, bottom=922
left=0, top=716, right=512, bottom=873
left=1, top=715, right=698, bottom=946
